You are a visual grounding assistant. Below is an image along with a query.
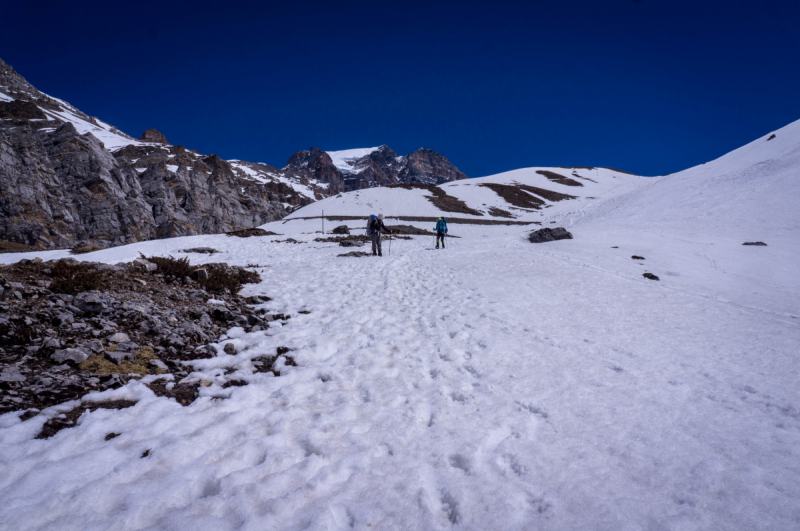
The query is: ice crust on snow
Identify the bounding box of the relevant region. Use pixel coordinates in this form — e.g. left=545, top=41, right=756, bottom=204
left=1, top=120, right=799, bottom=530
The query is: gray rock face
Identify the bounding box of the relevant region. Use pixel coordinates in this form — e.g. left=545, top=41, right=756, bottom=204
left=0, top=58, right=306, bottom=250
left=528, top=227, right=573, bottom=243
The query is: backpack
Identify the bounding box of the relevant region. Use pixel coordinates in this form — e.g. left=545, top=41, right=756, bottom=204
left=366, top=215, right=377, bottom=235
left=435, top=219, right=447, bottom=234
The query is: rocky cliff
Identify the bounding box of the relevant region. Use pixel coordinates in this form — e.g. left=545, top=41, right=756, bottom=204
left=284, top=144, right=467, bottom=191
left=0, top=58, right=309, bottom=250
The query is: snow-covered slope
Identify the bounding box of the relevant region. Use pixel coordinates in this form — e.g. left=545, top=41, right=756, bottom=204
left=1, top=119, right=799, bottom=529
left=282, top=166, right=645, bottom=225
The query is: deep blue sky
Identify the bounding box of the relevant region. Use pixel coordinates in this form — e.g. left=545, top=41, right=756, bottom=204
left=2, top=0, right=799, bottom=177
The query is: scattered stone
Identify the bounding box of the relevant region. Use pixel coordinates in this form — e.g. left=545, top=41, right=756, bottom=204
left=149, top=359, right=169, bottom=372
left=338, top=251, right=371, bottom=257
left=190, top=268, right=209, bottom=281
left=223, top=343, right=237, bottom=355
left=105, top=432, right=120, bottom=441
left=767, top=134, right=776, bottom=141
left=528, top=227, right=573, bottom=243
left=742, top=242, right=767, bottom=246
left=133, top=258, right=157, bottom=272
left=331, top=225, right=350, bottom=235
left=107, top=332, right=131, bottom=343
left=52, top=347, right=91, bottom=364
left=339, top=240, right=363, bottom=247
left=183, top=247, right=218, bottom=254
left=104, top=351, right=137, bottom=365
left=631, top=255, right=645, bottom=260
left=643, top=273, right=660, bottom=281
left=226, top=228, right=278, bottom=238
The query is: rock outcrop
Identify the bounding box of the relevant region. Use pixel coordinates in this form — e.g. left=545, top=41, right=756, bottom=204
left=0, top=58, right=308, bottom=250
left=139, top=128, right=169, bottom=145
left=284, top=144, right=466, bottom=191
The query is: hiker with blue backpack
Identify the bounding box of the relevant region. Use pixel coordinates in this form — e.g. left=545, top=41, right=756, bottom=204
left=367, top=214, right=391, bottom=256
left=434, top=217, right=447, bottom=249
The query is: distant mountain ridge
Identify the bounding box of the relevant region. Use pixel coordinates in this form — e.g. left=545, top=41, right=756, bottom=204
left=0, top=58, right=466, bottom=250
left=284, top=145, right=467, bottom=192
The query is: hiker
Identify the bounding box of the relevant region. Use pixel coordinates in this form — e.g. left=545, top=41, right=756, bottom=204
left=367, top=214, right=391, bottom=256
left=434, top=217, right=447, bottom=249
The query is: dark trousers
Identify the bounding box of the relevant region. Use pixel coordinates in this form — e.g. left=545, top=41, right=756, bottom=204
left=436, top=233, right=445, bottom=248
left=372, top=233, right=382, bottom=256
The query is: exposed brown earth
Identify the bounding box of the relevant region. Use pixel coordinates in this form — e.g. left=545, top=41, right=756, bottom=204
left=479, top=183, right=544, bottom=210
left=389, top=183, right=484, bottom=216
left=535, top=170, right=584, bottom=187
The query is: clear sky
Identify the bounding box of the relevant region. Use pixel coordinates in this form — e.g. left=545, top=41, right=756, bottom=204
left=2, top=0, right=799, bottom=177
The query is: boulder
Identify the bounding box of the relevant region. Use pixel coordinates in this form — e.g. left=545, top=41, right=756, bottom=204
left=183, top=247, right=218, bottom=254
left=528, top=227, right=573, bottom=243
left=133, top=258, right=157, bottom=272
left=331, top=225, right=350, bottom=235
left=107, top=332, right=131, bottom=343
left=52, top=347, right=91, bottom=364
left=104, top=351, right=137, bottom=365
left=190, top=268, right=209, bottom=281
left=643, top=273, right=660, bottom=281
left=73, top=291, right=107, bottom=315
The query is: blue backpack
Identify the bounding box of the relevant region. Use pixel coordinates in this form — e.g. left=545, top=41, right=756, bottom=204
left=435, top=218, right=447, bottom=234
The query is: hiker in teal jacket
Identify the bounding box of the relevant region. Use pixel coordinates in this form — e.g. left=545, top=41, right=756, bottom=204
left=434, top=217, right=447, bottom=249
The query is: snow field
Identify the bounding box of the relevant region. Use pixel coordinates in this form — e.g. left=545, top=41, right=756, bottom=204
left=1, top=226, right=799, bottom=529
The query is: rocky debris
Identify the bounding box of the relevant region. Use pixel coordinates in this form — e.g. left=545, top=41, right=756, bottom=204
left=643, top=273, right=660, bottom=281
left=331, top=225, right=350, bottom=235
left=632, top=255, right=645, bottom=260
left=338, top=251, right=371, bottom=257
left=146, top=379, right=201, bottom=407
left=226, top=228, right=278, bottom=238
left=767, top=134, right=776, bottom=141
left=742, top=242, right=767, bottom=246
left=339, top=241, right=363, bottom=247
left=0, top=256, right=281, bottom=418
left=139, top=128, right=170, bottom=145
left=528, top=227, right=573, bottom=243
left=183, top=247, right=218, bottom=254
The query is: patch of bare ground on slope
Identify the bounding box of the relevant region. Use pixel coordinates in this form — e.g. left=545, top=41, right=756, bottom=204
left=388, top=183, right=484, bottom=216
left=515, top=183, right=577, bottom=202
left=479, top=183, right=544, bottom=210
left=535, top=170, right=583, bottom=187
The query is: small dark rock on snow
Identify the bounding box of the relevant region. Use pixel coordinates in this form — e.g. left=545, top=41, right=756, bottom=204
left=528, top=227, right=573, bottom=243
left=631, top=255, right=645, bottom=260
left=742, top=242, right=767, bottom=246
left=331, top=225, right=350, bottom=235
left=643, top=273, right=660, bottom=281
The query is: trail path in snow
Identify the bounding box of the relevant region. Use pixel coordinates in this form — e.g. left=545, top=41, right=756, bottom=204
left=1, top=233, right=799, bottom=530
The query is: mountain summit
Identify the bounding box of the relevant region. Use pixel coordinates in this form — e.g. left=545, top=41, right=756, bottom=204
left=284, top=144, right=466, bottom=192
